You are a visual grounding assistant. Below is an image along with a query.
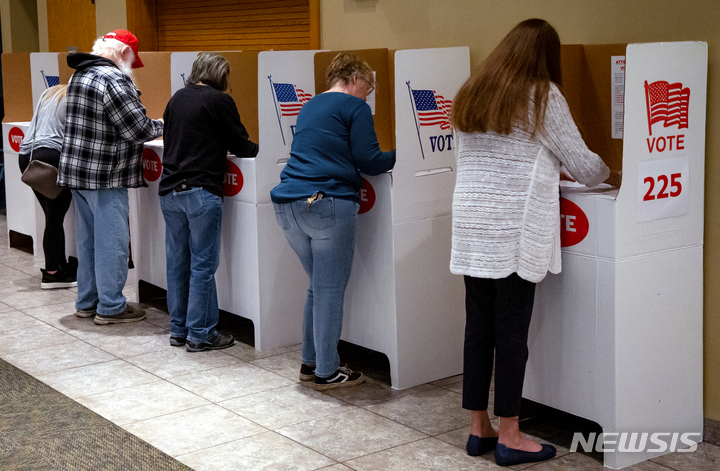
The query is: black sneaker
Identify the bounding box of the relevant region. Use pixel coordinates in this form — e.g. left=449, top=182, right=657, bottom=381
left=170, top=336, right=187, bottom=347
left=313, top=366, right=365, bottom=391
left=186, top=332, right=235, bottom=352
left=41, top=267, right=77, bottom=290
left=93, top=303, right=146, bottom=325
left=300, top=363, right=348, bottom=381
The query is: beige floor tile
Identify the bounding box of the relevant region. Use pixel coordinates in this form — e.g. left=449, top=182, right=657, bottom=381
left=223, top=340, right=302, bottom=362
left=21, top=301, right=81, bottom=328
left=649, top=441, right=720, bottom=470
left=318, top=465, right=354, bottom=470
left=124, top=345, right=241, bottom=379
left=123, top=404, right=266, bottom=457
left=365, top=387, right=470, bottom=436
left=144, top=306, right=171, bottom=328
left=251, top=350, right=305, bottom=382
left=77, top=324, right=174, bottom=358
left=430, top=374, right=463, bottom=387
left=0, top=279, right=77, bottom=310
left=0, top=310, right=48, bottom=333
left=75, top=380, right=209, bottom=425
left=346, top=437, right=502, bottom=470
left=167, top=361, right=295, bottom=402
left=522, top=451, right=606, bottom=470
left=277, top=408, right=427, bottom=462
left=220, top=383, right=354, bottom=430
left=2, top=339, right=117, bottom=376
left=36, top=358, right=159, bottom=399
left=323, top=376, right=438, bottom=407
left=0, top=323, right=81, bottom=356
left=176, top=431, right=336, bottom=471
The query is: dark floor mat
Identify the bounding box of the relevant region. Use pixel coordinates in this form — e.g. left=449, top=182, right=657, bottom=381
left=0, top=357, right=193, bottom=471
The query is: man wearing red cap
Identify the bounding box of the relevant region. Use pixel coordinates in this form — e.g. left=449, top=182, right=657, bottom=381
left=58, top=30, right=163, bottom=325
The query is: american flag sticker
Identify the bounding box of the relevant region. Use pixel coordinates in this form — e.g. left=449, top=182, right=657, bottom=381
left=272, top=82, right=312, bottom=117
left=411, top=89, right=452, bottom=130
left=644, top=80, right=690, bottom=136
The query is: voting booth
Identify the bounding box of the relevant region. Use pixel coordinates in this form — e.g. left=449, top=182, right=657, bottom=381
left=312, top=48, right=470, bottom=389
left=525, top=42, right=706, bottom=469
left=1, top=52, right=77, bottom=260
left=129, top=50, right=312, bottom=351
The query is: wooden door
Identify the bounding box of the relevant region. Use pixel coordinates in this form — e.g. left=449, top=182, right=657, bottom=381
left=48, top=0, right=97, bottom=53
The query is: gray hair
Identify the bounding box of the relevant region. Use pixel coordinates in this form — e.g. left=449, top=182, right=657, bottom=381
left=187, top=52, right=230, bottom=92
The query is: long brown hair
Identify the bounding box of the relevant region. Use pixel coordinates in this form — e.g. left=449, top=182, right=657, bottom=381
left=451, top=19, right=562, bottom=137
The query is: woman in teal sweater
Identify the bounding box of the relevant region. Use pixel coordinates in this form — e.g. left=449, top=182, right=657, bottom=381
left=271, top=52, right=395, bottom=391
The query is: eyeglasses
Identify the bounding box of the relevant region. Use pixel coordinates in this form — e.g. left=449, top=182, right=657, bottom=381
left=358, top=76, right=375, bottom=95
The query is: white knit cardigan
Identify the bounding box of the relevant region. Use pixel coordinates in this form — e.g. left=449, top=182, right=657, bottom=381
left=450, top=84, right=610, bottom=283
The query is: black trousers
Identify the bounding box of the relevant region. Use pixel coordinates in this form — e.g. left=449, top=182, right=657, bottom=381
left=461, top=273, right=536, bottom=418
left=18, top=148, right=73, bottom=271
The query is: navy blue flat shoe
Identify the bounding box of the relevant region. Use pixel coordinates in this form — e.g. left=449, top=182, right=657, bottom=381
left=494, top=442, right=556, bottom=466
left=466, top=434, right=499, bottom=456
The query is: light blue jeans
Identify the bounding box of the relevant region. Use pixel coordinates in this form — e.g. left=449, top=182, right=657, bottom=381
left=72, top=188, right=130, bottom=316
left=160, top=188, right=222, bottom=344
left=274, top=197, right=359, bottom=378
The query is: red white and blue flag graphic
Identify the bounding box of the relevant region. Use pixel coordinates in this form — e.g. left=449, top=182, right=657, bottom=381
left=644, top=80, right=689, bottom=135
left=411, top=89, right=452, bottom=130
left=41, top=70, right=60, bottom=88
left=272, top=82, right=312, bottom=117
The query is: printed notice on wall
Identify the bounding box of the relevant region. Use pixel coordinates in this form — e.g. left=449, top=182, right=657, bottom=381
left=612, top=56, right=626, bottom=139
left=367, top=71, right=377, bottom=115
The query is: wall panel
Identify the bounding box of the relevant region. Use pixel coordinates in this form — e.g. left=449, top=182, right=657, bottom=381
left=155, top=0, right=319, bottom=51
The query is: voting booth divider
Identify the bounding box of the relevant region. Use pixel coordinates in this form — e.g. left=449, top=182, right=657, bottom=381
left=526, top=41, right=706, bottom=469
left=127, top=47, right=470, bottom=388
left=1, top=52, right=77, bottom=260
left=129, top=50, right=313, bottom=352
left=312, top=48, right=470, bottom=389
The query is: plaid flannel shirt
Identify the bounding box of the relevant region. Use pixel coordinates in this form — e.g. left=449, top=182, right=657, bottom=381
left=58, top=54, right=163, bottom=189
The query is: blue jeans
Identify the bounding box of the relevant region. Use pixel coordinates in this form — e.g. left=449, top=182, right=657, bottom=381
left=73, top=188, right=130, bottom=315
left=274, top=197, right=359, bottom=378
left=160, top=188, right=222, bottom=344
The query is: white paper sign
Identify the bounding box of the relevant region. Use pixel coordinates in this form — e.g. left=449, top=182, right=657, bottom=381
left=611, top=55, right=626, bottom=139
left=637, top=156, right=689, bottom=222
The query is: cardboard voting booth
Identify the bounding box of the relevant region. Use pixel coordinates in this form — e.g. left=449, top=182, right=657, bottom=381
left=1, top=52, right=77, bottom=260
left=525, top=41, right=706, bottom=469
left=312, top=48, right=470, bottom=389
left=129, top=50, right=312, bottom=351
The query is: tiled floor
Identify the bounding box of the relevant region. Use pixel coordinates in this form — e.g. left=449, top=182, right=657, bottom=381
left=1, top=214, right=719, bottom=470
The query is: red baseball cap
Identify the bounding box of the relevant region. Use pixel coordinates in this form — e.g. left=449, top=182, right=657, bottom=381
left=103, top=29, right=144, bottom=69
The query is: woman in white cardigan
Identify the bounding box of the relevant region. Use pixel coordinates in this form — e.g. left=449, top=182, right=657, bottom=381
left=450, top=19, right=619, bottom=467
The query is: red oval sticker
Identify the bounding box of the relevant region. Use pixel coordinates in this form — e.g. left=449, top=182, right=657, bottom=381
left=142, top=148, right=162, bottom=182
left=358, top=177, right=376, bottom=214
left=560, top=197, right=589, bottom=247
left=8, top=127, right=25, bottom=153
left=223, top=160, right=244, bottom=197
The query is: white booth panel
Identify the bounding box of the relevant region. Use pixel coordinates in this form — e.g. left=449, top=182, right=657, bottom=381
left=257, top=50, right=322, bottom=205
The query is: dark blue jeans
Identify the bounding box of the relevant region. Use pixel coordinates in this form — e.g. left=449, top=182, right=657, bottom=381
left=462, top=274, right=536, bottom=418
left=160, top=188, right=222, bottom=344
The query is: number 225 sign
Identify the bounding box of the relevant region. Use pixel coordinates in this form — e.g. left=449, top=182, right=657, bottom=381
left=637, top=157, right=689, bottom=222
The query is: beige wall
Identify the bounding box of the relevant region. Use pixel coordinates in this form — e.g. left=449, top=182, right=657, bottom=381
left=320, top=0, right=720, bottom=420
left=95, top=0, right=127, bottom=38
left=1, top=0, right=39, bottom=52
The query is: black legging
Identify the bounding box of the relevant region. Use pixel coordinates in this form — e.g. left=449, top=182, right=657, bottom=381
left=462, top=273, right=537, bottom=418
left=18, top=148, right=72, bottom=271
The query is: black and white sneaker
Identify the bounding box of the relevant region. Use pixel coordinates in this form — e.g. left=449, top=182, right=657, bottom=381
left=41, top=267, right=77, bottom=289
left=313, top=366, right=365, bottom=391
left=299, top=362, right=347, bottom=381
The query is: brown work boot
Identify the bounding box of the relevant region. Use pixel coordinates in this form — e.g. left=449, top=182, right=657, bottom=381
left=93, top=303, right=146, bottom=325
